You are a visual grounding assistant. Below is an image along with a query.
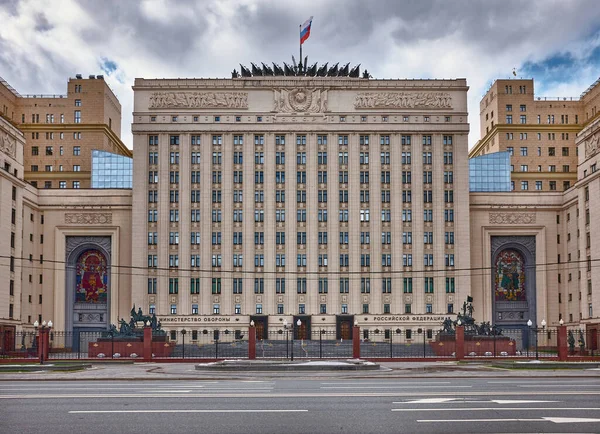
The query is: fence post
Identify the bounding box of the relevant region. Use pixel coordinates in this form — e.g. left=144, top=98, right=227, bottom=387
left=319, top=330, right=323, bottom=359
left=423, top=330, right=426, bottom=358
left=143, top=326, right=152, bottom=361
left=352, top=326, right=360, bottom=359
left=248, top=326, right=256, bottom=360
left=390, top=329, right=393, bottom=358
left=557, top=325, right=567, bottom=361
left=455, top=325, right=464, bottom=360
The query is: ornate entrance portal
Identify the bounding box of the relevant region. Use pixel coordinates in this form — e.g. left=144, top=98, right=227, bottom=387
left=66, top=237, right=111, bottom=350
left=491, top=236, right=536, bottom=348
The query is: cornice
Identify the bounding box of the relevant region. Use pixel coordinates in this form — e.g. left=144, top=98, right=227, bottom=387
left=18, top=123, right=132, bottom=157
left=133, top=77, right=469, bottom=92
left=24, top=171, right=91, bottom=180
left=470, top=123, right=584, bottom=158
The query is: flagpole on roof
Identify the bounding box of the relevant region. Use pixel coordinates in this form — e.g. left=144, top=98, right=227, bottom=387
left=299, top=23, right=302, bottom=74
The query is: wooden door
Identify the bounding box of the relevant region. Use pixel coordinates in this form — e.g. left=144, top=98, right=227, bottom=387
left=255, top=321, right=265, bottom=340
left=296, top=322, right=307, bottom=340
left=340, top=321, right=352, bottom=340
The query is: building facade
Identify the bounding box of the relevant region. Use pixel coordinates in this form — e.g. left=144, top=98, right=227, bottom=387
left=2, top=69, right=598, bottom=349
left=131, top=74, right=470, bottom=338
left=471, top=79, right=584, bottom=192
left=0, top=75, right=131, bottom=189
left=468, top=76, right=600, bottom=343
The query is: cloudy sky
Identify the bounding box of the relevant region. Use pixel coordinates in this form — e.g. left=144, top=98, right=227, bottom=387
left=1, top=0, right=600, bottom=149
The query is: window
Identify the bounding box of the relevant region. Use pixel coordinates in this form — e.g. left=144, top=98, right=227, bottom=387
left=520, top=147, right=527, bottom=156
left=72, top=181, right=80, bottom=189
left=74, top=110, right=81, bottom=123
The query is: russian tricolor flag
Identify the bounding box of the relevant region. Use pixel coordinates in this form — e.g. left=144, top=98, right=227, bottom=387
left=300, top=16, right=313, bottom=45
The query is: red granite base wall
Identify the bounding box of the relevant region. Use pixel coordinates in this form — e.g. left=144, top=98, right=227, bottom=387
left=431, top=337, right=516, bottom=356
left=88, top=341, right=174, bottom=358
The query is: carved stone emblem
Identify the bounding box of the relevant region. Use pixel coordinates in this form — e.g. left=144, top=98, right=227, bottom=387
left=273, top=88, right=328, bottom=113
left=354, top=92, right=452, bottom=109
left=489, top=212, right=536, bottom=225
left=65, top=213, right=113, bottom=224
left=0, top=133, right=17, bottom=158
left=585, top=132, right=599, bottom=158
left=149, top=92, right=248, bottom=109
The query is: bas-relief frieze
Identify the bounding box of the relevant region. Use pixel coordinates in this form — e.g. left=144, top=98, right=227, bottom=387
left=0, top=132, right=17, bottom=158
left=585, top=131, right=599, bottom=158
left=149, top=92, right=248, bottom=109
left=65, top=213, right=113, bottom=225
left=272, top=88, right=328, bottom=113
left=489, top=212, right=536, bottom=225
left=354, top=92, right=452, bottom=109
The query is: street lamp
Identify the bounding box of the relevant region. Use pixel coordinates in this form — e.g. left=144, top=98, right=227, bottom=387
left=528, top=319, right=546, bottom=360
left=292, top=319, right=301, bottom=362
left=181, top=329, right=186, bottom=359
left=559, top=318, right=564, bottom=326
left=283, top=320, right=289, bottom=359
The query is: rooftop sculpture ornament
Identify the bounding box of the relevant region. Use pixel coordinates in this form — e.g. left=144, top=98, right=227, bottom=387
left=231, top=58, right=368, bottom=78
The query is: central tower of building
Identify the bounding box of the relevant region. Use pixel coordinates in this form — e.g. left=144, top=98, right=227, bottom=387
left=131, top=66, right=470, bottom=339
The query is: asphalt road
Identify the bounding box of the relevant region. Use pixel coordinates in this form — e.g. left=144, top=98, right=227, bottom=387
left=2, top=377, right=600, bottom=434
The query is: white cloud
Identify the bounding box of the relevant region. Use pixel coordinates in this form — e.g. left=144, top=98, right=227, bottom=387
left=1, top=0, right=599, bottom=149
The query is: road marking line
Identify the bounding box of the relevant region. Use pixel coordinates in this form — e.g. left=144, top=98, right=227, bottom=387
left=394, top=398, right=461, bottom=404
left=393, top=407, right=600, bottom=412
left=418, top=417, right=600, bottom=423
left=518, top=385, right=600, bottom=387
left=320, top=382, right=452, bottom=385
left=490, top=400, right=560, bottom=404
left=69, top=409, right=308, bottom=414
left=418, top=418, right=541, bottom=423
left=3, top=391, right=600, bottom=399
left=320, top=386, right=472, bottom=389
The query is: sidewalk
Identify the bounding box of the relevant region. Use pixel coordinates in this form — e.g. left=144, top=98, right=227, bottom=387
left=0, top=360, right=599, bottom=381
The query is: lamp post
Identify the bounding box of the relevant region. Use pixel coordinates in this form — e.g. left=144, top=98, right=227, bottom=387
left=181, top=329, right=186, bottom=359
left=33, top=320, right=53, bottom=365
left=528, top=319, right=546, bottom=360
left=283, top=320, right=289, bottom=359
left=291, top=319, right=301, bottom=361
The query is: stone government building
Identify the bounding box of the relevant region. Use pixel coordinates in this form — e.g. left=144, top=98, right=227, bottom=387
left=1, top=66, right=599, bottom=349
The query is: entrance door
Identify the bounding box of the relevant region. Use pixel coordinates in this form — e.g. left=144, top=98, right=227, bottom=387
left=340, top=321, right=352, bottom=340
left=296, top=322, right=308, bottom=340
left=255, top=321, right=265, bottom=341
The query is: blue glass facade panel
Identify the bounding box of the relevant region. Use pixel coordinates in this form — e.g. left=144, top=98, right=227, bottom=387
left=469, top=152, right=511, bottom=192
left=91, top=150, right=133, bottom=189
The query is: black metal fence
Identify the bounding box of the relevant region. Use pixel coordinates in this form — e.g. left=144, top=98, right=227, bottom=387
left=359, top=328, right=454, bottom=358
left=0, top=331, right=38, bottom=359
left=2, top=327, right=598, bottom=361
left=256, top=329, right=353, bottom=359
left=158, top=328, right=249, bottom=359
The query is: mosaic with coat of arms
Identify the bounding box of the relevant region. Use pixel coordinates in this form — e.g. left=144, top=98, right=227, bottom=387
left=76, top=250, right=108, bottom=303
left=494, top=249, right=526, bottom=301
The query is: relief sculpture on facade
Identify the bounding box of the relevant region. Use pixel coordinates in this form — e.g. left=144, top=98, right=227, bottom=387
left=0, top=133, right=17, bottom=158
left=149, top=92, right=248, bottom=109
left=585, top=131, right=599, bottom=158
left=354, top=92, right=452, bottom=109
left=489, top=212, right=536, bottom=224
left=65, top=213, right=113, bottom=224
left=272, top=88, right=328, bottom=113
